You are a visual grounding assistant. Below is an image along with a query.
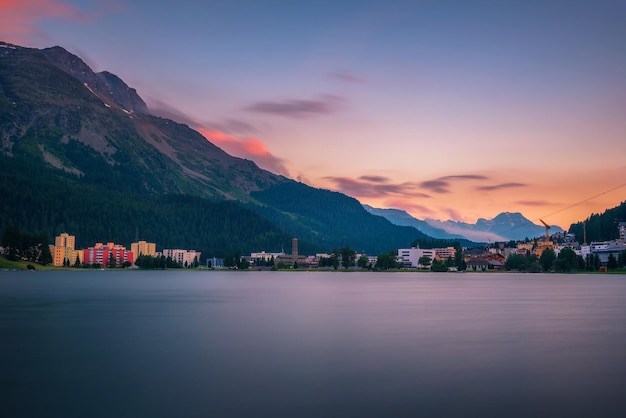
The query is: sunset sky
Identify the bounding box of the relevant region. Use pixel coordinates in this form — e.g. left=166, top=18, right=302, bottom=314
left=2, top=0, right=625, bottom=229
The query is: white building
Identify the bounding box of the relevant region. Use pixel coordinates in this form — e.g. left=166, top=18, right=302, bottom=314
left=397, top=247, right=437, bottom=268
left=251, top=251, right=285, bottom=261
left=161, top=249, right=201, bottom=266
left=589, top=241, right=626, bottom=264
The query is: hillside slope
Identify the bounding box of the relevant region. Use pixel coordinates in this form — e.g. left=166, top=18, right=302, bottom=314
left=0, top=41, right=427, bottom=254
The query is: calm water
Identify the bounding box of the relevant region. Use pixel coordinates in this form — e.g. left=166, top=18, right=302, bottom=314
left=2, top=271, right=626, bottom=418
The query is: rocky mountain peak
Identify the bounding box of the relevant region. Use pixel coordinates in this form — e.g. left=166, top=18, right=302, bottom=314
left=42, top=45, right=148, bottom=113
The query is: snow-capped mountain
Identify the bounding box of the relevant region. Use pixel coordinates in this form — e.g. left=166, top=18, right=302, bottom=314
left=364, top=205, right=564, bottom=242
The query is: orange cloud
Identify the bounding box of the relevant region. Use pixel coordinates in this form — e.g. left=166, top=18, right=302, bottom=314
left=197, top=128, right=289, bottom=176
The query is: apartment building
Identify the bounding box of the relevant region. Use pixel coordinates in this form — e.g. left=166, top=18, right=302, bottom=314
left=131, top=241, right=156, bottom=257
left=160, top=249, right=201, bottom=267
left=50, top=233, right=80, bottom=266
left=83, top=242, right=134, bottom=267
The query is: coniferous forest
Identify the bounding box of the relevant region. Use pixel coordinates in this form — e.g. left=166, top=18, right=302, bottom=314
left=0, top=154, right=314, bottom=259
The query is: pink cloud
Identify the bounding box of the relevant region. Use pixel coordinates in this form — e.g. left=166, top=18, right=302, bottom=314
left=0, top=0, right=124, bottom=43
left=198, top=128, right=289, bottom=176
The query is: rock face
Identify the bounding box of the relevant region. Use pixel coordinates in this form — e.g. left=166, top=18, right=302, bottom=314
left=0, top=41, right=287, bottom=199
left=41, top=46, right=148, bottom=113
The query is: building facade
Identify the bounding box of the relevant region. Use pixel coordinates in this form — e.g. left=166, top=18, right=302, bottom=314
left=83, top=242, right=134, bottom=267
left=160, top=249, right=201, bottom=267
left=397, top=247, right=437, bottom=268
left=50, top=232, right=79, bottom=266
left=131, top=241, right=156, bottom=258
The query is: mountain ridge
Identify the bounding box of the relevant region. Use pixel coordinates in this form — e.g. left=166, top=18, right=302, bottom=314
left=365, top=204, right=564, bottom=242
left=0, top=41, right=433, bottom=255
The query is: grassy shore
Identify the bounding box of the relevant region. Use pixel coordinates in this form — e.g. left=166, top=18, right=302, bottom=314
left=0, top=256, right=65, bottom=271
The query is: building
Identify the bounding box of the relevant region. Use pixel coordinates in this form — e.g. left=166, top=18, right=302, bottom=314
left=131, top=241, right=156, bottom=258
left=466, top=257, right=490, bottom=271
left=50, top=232, right=80, bottom=266
left=271, top=237, right=311, bottom=268
left=435, top=247, right=456, bottom=261
left=206, top=257, right=225, bottom=268
left=397, top=247, right=437, bottom=268
left=589, top=241, right=626, bottom=265
left=83, top=242, right=134, bottom=267
left=160, top=249, right=201, bottom=267
left=251, top=251, right=285, bottom=262
left=587, top=222, right=626, bottom=265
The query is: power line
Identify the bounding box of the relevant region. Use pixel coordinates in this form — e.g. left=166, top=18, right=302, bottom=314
left=536, top=182, right=626, bottom=223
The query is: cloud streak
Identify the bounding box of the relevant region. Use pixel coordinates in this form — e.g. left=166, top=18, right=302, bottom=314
left=476, top=182, right=527, bottom=191
left=198, top=128, right=289, bottom=176
left=515, top=200, right=555, bottom=207
left=419, top=174, right=489, bottom=194
left=245, top=94, right=344, bottom=118
left=324, top=176, right=430, bottom=199
left=359, top=175, right=390, bottom=183
left=329, top=71, right=366, bottom=83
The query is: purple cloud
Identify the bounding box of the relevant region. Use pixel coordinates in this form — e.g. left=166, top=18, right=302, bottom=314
left=329, top=71, right=366, bottom=83
left=359, top=175, right=390, bottom=183
left=245, top=94, right=344, bottom=118
left=420, top=174, right=491, bottom=193
left=420, top=180, right=451, bottom=194
left=439, top=175, right=489, bottom=181
left=325, top=176, right=430, bottom=199
left=476, top=182, right=527, bottom=191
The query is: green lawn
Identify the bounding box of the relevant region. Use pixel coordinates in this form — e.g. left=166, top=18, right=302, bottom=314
left=0, top=256, right=62, bottom=271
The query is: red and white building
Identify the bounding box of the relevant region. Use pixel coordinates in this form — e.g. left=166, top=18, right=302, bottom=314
left=83, top=242, right=134, bottom=267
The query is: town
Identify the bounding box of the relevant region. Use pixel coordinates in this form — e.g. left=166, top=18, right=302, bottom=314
left=12, top=220, right=621, bottom=272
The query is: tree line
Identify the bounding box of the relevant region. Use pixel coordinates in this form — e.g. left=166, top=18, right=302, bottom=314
left=504, top=248, right=626, bottom=272
left=1, top=224, right=52, bottom=265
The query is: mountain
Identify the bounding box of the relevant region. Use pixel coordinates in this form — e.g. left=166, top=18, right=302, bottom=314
left=363, top=205, right=468, bottom=240
left=425, top=212, right=564, bottom=242
left=365, top=204, right=564, bottom=242
left=0, top=41, right=427, bottom=255
left=0, top=42, right=283, bottom=200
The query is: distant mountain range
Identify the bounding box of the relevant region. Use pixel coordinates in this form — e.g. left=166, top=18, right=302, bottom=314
left=364, top=205, right=564, bottom=242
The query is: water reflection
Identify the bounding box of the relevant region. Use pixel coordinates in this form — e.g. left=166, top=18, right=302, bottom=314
left=2, top=271, right=625, bottom=417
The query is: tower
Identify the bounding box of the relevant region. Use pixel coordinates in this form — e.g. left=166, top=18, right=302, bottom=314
left=292, top=238, right=298, bottom=257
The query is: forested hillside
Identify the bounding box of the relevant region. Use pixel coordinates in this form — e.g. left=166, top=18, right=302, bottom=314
left=250, top=181, right=428, bottom=253
left=0, top=155, right=313, bottom=257
left=569, top=201, right=626, bottom=243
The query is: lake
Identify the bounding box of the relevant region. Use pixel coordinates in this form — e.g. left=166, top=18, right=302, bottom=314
left=2, top=271, right=626, bottom=417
